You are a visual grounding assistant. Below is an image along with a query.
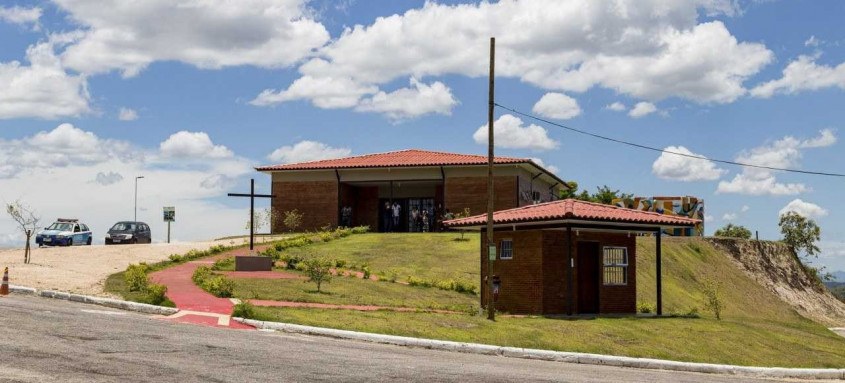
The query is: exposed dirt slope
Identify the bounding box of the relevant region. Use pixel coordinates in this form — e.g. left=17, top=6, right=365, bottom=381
left=705, top=238, right=845, bottom=327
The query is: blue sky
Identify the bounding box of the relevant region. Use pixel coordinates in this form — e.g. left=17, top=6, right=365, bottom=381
left=0, top=1, right=843, bottom=274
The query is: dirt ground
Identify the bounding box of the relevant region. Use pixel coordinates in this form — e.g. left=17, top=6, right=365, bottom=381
left=0, top=241, right=235, bottom=297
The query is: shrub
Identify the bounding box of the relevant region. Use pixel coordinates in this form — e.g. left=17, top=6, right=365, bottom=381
left=702, top=278, right=724, bottom=320
left=637, top=302, right=656, bottom=314
left=232, top=301, right=256, bottom=319
left=192, top=266, right=213, bottom=285
left=318, top=231, right=334, bottom=242
left=125, top=263, right=150, bottom=292
left=282, top=254, right=304, bottom=270
left=143, top=283, right=168, bottom=305
left=713, top=224, right=752, bottom=239
left=303, top=257, right=333, bottom=292
left=168, top=254, right=184, bottom=263
left=351, top=226, right=370, bottom=234
left=335, top=259, right=347, bottom=268
left=203, top=276, right=235, bottom=298
left=362, top=265, right=371, bottom=280
left=211, top=257, right=234, bottom=271
left=283, top=209, right=303, bottom=232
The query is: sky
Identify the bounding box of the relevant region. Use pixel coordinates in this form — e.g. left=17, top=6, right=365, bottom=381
left=0, top=0, right=843, bottom=273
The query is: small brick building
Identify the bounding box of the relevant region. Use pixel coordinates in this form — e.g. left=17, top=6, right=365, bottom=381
left=444, top=199, right=699, bottom=316
left=256, top=149, right=566, bottom=233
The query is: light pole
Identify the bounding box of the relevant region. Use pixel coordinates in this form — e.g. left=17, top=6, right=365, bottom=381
left=135, top=176, right=145, bottom=222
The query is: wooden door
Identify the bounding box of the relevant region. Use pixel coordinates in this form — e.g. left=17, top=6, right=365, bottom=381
left=577, top=242, right=601, bottom=314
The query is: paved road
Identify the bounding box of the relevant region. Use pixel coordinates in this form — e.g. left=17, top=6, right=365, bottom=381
left=0, top=295, right=800, bottom=383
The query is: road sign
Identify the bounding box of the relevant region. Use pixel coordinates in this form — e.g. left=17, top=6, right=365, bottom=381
left=163, top=207, right=175, bottom=222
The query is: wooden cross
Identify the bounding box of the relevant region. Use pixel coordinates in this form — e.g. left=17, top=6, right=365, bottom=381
left=227, top=178, right=274, bottom=251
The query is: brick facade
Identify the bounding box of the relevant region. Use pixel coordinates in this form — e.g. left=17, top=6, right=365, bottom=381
left=445, top=176, right=518, bottom=217
left=272, top=181, right=338, bottom=232
left=481, top=229, right=637, bottom=315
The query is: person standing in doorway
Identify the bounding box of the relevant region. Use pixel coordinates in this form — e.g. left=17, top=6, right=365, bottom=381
left=392, top=201, right=401, bottom=231
left=421, top=209, right=430, bottom=232
left=383, top=202, right=392, bottom=232
left=411, top=207, right=419, bottom=232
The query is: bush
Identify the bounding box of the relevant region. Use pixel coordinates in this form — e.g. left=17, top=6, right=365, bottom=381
left=702, top=278, right=724, bottom=320
left=168, top=254, right=184, bottom=263
left=282, top=254, right=304, bottom=270
left=211, top=257, right=234, bottom=271
left=335, top=259, right=347, bottom=268
left=143, top=283, right=168, bottom=305
left=351, top=226, right=370, bottom=234
left=283, top=209, right=303, bottom=232
left=362, top=265, right=371, bottom=280
left=714, top=224, right=752, bottom=239
left=203, top=276, right=235, bottom=298
left=192, top=266, right=213, bottom=285
left=637, top=302, right=656, bottom=314
left=232, top=301, right=256, bottom=319
left=303, top=257, right=333, bottom=292
left=125, top=263, right=150, bottom=292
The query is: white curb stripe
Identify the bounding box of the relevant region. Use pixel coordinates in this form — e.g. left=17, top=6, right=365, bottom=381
left=6, top=284, right=179, bottom=316
left=234, top=318, right=845, bottom=380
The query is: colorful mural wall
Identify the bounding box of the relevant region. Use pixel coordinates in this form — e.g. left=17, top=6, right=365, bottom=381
left=611, top=196, right=705, bottom=236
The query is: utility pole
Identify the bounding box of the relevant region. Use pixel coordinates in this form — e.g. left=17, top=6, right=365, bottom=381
left=486, top=37, right=496, bottom=321
left=134, top=176, right=145, bottom=222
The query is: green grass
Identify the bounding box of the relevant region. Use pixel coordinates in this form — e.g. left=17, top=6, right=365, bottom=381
left=275, top=232, right=479, bottom=286
left=250, top=307, right=845, bottom=368
left=232, top=275, right=477, bottom=312
left=104, top=272, right=175, bottom=307
left=237, top=233, right=845, bottom=368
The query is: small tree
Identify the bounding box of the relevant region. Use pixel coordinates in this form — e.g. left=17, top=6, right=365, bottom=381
left=702, top=278, right=724, bottom=320
left=713, top=223, right=752, bottom=239
left=303, top=257, right=333, bottom=292
left=283, top=209, right=303, bottom=233
left=779, top=212, right=821, bottom=257
left=5, top=200, right=40, bottom=264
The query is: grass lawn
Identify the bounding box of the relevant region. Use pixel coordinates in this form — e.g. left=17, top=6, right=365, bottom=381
left=232, top=275, right=478, bottom=312
left=237, top=233, right=845, bottom=368
left=104, top=271, right=175, bottom=307
left=275, top=232, right=478, bottom=286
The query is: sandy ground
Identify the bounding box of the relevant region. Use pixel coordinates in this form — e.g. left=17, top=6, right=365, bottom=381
left=0, top=241, right=236, bottom=297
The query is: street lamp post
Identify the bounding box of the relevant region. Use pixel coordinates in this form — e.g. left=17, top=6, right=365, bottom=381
left=135, top=176, right=145, bottom=222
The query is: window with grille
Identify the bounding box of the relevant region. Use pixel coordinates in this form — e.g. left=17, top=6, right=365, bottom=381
left=500, top=239, right=513, bottom=260
left=603, top=247, right=628, bottom=285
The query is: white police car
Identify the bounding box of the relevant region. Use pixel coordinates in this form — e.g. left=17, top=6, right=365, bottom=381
left=35, top=219, right=93, bottom=247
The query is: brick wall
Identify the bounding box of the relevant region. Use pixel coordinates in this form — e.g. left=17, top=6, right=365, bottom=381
left=353, top=186, right=379, bottom=229
left=445, top=176, right=518, bottom=217
left=479, top=229, right=637, bottom=315
left=481, top=230, right=544, bottom=314
left=272, top=181, right=338, bottom=232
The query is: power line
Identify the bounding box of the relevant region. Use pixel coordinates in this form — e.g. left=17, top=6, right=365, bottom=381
left=494, top=102, right=845, bottom=178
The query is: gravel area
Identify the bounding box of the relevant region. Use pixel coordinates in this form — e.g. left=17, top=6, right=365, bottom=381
left=0, top=241, right=234, bottom=297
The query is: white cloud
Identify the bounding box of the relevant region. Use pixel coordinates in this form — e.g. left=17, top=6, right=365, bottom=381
left=751, top=55, right=845, bottom=98
left=267, top=140, right=351, bottom=164
left=254, top=1, right=771, bottom=119
left=93, top=171, right=123, bottom=186
left=722, top=212, right=737, bottom=221
left=118, top=107, right=139, bottom=121
left=473, top=114, right=558, bottom=151
left=804, top=35, right=820, bottom=47
left=605, top=102, right=627, bottom=112
left=740, top=205, right=750, bottom=213
left=54, top=0, right=330, bottom=77
left=0, top=42, right=90, bottom=120
left=779, top=199, right=828, bottom=219
left=651, top=146, right=727, bottom=181
left=251, top=75, right=377, bottom=109
left=0, top=124, right=254, bottom=245
left=355, top=78, right=458, bottom=120
left=0, top=5, right=41, bottom=28
left=531, top=93, right=581, bottom=120
left=628, top=102, right=658, bottom=118
left=716, top=129, right=836, bottom=195
left=529, top=158, right=560, bottom=175
left=159, top=131, right=234, bottom=159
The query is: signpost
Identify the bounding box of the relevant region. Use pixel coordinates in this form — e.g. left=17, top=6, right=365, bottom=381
left=163, top=206, right=175, bottom=243
left=227, top=178, right=274, bottom=252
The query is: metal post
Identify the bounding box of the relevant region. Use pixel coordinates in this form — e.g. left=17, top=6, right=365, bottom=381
left=167, top=221, right=171, bottom=244
left=486, top=36, right=496, bottom=321
left=250, top=178, right=255, bottom=252
left=656, top=229, right=663, bottom=316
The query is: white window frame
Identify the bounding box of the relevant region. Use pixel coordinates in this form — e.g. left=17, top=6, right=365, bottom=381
left=500, top=239, right=513, bottom=260
left=602, top=246, right=628, bottom=286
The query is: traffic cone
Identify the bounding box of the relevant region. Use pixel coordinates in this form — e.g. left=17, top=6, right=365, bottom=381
left=0, top=267, right=8, bottom=296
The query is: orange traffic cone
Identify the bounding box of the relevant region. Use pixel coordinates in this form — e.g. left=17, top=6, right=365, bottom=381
left=0, top=267, right=8, bottom=296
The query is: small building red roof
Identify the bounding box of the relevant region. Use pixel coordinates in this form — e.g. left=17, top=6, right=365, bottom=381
left=256, top=149, right=530, bottom=171
left=444, top=199, right=700, bottom=228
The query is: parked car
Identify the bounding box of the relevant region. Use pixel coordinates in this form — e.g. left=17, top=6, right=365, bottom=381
left=105, top=221, right=152, bottom=245
left=35, top=219, right=93, bottom=247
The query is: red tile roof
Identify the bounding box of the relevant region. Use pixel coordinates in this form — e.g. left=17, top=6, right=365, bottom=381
left=444, top=199, right=700, bottom=227
left=255, top=149, right=530, bottom=171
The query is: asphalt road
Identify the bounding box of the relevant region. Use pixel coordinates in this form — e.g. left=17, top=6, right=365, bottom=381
left=0, top=295, right=801, bottom=383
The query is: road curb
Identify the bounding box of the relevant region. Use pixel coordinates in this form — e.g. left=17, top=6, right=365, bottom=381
left=7, top=284, right=179, bottom=316
left=235, top=318, right=845, bottom=380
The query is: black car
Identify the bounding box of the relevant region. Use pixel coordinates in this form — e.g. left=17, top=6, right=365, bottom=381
left=105, top=221, right=152, bottom=244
